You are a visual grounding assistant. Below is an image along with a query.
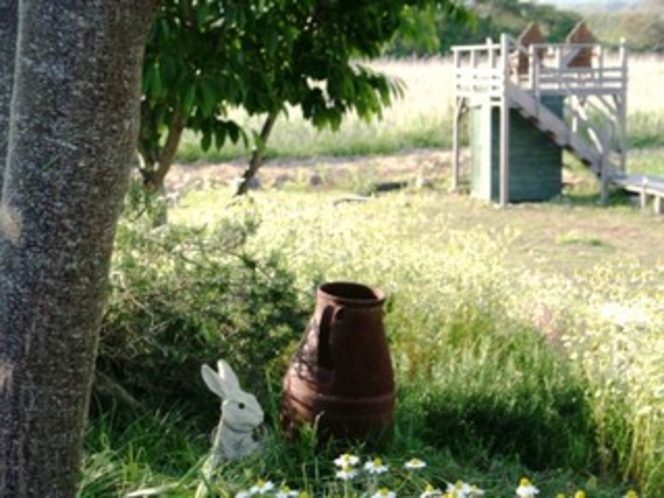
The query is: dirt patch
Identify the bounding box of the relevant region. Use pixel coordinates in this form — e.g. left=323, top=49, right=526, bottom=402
left=166, top=149, right=462, bottom=194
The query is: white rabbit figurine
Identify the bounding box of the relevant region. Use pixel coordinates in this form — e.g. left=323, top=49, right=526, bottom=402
left=196, top=359, right=264, bottom=497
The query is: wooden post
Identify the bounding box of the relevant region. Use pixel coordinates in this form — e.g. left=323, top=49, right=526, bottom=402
left=451, top=48, right=461, bottom=192
left=488, top=37, right=495, bottom=70
left=618, top=38, right=628, bottom=174
left=499, top=34, right=510, bottom=207
left=640, top=178, right=648, bottom=210
left=471, top=45, right=477, bottom=92
left=452, top=97, right=460, bottom=191
left=600, top=156, right=609, bottom=206
left=528, top=44, right=536, bottom=92
left=598, top=44, right=604, bottom=88
left=599, top=120, right=611, bottom=205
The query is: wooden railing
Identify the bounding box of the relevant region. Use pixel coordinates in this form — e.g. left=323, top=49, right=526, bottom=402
left=452, top=36, right=628, bottom=99
left=519, top=42, right=628, bottom=97
left=452, top=40, right=504, bottom=99
left=451, top=35, right=629, bottom=205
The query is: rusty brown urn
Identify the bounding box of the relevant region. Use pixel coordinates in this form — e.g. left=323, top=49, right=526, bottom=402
left=281, top=281, right=395, bottom=445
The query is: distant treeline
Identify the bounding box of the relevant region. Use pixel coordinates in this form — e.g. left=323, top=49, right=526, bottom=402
left=386, top=0, right=664, bottom=56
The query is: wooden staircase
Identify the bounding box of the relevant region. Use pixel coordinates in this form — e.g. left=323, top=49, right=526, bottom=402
left=451, top=32, right=629, bottom=205
left=505, top=80, right=614, bottom=176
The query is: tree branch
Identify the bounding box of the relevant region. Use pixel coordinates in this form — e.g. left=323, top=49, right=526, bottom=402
left=143, top=109, right=185, bottom=193
left=235, top=111, right=279, bottom=196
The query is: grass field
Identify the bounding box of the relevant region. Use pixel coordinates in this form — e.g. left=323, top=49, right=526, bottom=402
left=147, top=185, right=664, bottom=497
left=176, top=55, right=664, bottom=166
left=83, top=55, right=664, bottom=497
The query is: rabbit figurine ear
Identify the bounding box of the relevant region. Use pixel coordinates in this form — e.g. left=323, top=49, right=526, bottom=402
left=216, top=359, right=241, bottom=393
left=201, top=364, right=227, bottom=399
left=201, top=359, right=242, bottom=399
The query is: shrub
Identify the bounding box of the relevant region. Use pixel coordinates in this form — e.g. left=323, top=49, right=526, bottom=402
left=94, top=192, right=307, bottom=426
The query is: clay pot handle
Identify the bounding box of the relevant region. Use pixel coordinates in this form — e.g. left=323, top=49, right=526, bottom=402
left=318, top=304, right=345, bottom=370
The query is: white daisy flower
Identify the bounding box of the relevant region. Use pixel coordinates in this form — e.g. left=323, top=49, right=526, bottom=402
left=447, top=480, right=472, bottom=496
left=364, top=457, right=389, bottom=474
left=516, top=477, right=540, bottom=498
left=250, top=479, right=275, bottom=495
left=469, top=484, right=485, bottom=497
left=334, top=453, right=360, bottom=468
left=335, top=463, right=358, bottom=481
left=446, top=480, right=485, bottom=497
left=404, top=457, right=427, bottom=470
left=420, top=483, right=443, bottom=497
left=372, top=487, right=396, bottom=498
left=275, top=484, right=300, bottom=498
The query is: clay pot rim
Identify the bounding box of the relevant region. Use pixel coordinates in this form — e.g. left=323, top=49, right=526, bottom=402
left=318, top=281, right=385, bottom=307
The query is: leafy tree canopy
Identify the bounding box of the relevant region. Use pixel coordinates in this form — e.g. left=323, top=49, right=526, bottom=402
left=388, top=0, right=664, bottom=57
left=586, top=10, right=664, bottom=53
left=387, top=0, right=582, bottom=56
left=138, top=0, right=472, bottom=193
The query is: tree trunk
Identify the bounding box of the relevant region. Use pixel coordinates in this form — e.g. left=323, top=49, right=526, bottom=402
left=136, top=109, right=185, bottom=226
left=235, top=111, right=279, bottom=196
left=0, top=2, right=157, bottom=497
left=0, top=0, right=18, bottom=190
left=140, top=109, right=185, bottom=194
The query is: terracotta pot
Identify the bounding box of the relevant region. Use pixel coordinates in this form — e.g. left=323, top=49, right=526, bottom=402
left=281, top=281, right=395, bottom=445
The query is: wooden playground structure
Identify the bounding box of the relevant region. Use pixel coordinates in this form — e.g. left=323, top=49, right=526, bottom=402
left=451, top=22, right=664, bottom=214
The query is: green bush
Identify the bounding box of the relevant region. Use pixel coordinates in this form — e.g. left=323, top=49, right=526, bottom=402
left=94, top=191, right=307, bottom=426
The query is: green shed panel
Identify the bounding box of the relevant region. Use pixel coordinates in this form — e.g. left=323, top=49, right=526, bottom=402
left=470, top=96, right=564, bottom=202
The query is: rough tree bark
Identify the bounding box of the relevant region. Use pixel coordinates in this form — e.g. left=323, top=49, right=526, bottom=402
left=0, top=1, right=158, bottom=497
left=234, top=111, right=279, bottom=196
left=0, top=0, right=18, bottom=190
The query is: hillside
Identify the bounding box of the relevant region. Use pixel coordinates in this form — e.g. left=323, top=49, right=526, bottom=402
left=542, top=0, right=641, bottom=12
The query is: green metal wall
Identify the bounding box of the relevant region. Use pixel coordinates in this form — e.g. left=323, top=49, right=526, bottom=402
left=470, top=96, right=564, bottom=202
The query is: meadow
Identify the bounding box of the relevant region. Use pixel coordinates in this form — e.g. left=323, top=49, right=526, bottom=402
left=83, top=56, right=664, bottom=497
left=176, top=55, right=664, bottom=169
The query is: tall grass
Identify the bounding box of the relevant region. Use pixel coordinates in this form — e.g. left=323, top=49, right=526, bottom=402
left=124, top=190, right=660, bottom=496
left=177, top=55, right=664, bottom=165
left=176, top=58, right=456, bottom=163
left=241, top=192, right=663, bottom=495
left=82, top=55, right=664, bottom=497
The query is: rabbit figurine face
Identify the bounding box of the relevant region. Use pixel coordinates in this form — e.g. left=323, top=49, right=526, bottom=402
left=201, top=359, right=264, bottom=461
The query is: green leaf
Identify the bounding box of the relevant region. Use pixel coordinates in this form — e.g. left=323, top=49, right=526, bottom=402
left=151, top=64, right=163, bottom=101
left=182, top=82, right=196, bottom=116
left=228, top=122, right=240, bottom=144
left=196, top=2, right=209, bottom=25
left=199, top=79, right=217, bottom=117
left=200, top=131, right=212, bottom=152
left=214, top=124, right=226, bottom=150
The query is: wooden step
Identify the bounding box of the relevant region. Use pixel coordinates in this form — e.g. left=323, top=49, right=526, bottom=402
left=506, top=81, right=610, bottom=175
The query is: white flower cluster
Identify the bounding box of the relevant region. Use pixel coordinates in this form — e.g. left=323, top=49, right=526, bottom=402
left=332, top=453, right=484, bottom=498
left=233, top=456, right=638, bottom=497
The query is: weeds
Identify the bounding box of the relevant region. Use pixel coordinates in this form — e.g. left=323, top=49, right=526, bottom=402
left=84, top=187, right=663, bottom=496
left=82, top=56, right=664, bottom=497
